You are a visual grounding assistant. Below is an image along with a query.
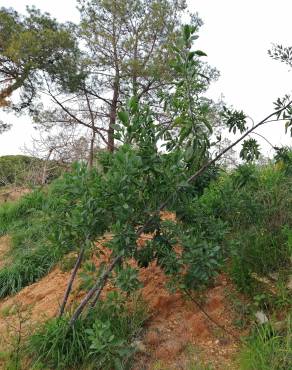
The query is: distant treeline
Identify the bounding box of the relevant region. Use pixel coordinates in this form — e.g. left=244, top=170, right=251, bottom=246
left=0, top=155, right=65, bottom=187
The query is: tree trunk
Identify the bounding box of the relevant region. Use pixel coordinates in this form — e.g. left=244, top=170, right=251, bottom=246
left=85, top=89, right=96, bottom=168
left=108, top=74, right=119, bottom=152
left=59, top=248, right=84, bottom=317
left=41, top=148, right=53, bottom=185
left=107, top=9, right=120, bottom=153
left=88, top=132, right=95, bottom=169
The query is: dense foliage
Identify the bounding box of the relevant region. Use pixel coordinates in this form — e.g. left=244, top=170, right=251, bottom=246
left=0, top=6, right=79, bottom=111
left=199, top=161, right=292, bottom=294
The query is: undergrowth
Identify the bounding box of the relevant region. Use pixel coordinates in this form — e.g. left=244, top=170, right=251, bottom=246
left=199, top=162, right=292, bottom=297
left=239, top=317, right=292, bottom=370
left=0, top=146, right=291, bottom=369
left=27, top=291, right=147, bottom=370
left=0, top=190, right=66, bottom=297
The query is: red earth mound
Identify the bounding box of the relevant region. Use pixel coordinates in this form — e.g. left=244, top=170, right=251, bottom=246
left=0, top=213, right=244, bottom=369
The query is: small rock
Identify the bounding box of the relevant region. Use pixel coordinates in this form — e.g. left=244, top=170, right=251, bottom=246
left=269, top=272, right=279, bottom=281
left=133, top=340, right=147, bottom=353
left=255, top=311, right=269, bottom=324
left=286, top=275, right=292, bottom=291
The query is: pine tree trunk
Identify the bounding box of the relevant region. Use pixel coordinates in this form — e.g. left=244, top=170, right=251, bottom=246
left=108, top=77, right=119, bottom=152
left=88, top=127, right=95, bottom=168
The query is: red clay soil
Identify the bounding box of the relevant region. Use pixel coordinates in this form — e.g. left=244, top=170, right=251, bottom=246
left=136, top=265, right=242, bottom=369
left=0, top=215, right=244, bottom=369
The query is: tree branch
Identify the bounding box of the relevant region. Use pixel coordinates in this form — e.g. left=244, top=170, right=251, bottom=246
left=59, top=248, right=84, bottom=317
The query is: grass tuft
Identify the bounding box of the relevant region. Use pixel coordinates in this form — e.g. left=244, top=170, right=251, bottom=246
left=27, top=292, right=148, bottom=369
left=239, top=318, right=292, bottom=370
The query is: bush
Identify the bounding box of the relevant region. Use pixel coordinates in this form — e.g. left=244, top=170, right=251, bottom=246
left=199, top=162, right=292, bottom=294
left=28, top=292, right=147, bottom=369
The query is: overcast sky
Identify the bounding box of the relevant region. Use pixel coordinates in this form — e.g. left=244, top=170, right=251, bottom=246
left=0, top=0, right=291, bottom=156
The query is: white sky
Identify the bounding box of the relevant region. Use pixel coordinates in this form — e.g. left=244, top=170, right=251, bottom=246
left=0, top=0, right=291, bottom=156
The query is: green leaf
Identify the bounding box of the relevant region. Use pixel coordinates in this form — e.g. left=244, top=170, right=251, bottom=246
left=184, top=146, right=194, bottom=162
left=118, top=111, right=129, bottom=126
left=194, top=50, right=207, bottom=57
left=129, top=96, right=139, bottom=114
left=183, top=25, right=191, bottom=41
left=188, top=51, right=196, bottom=61
left=205, top=120, right=213, bottom=133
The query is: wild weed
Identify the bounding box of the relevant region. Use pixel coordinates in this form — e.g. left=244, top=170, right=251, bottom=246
left=239, top=317, right=292, bottom=370
left=28, top=292, right=147, bottom=369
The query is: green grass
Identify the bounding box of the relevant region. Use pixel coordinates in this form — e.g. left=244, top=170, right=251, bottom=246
left=27, top=292, right=148, bottom=370
left=0, top=162, right=111, bottom=298
left=0, top=190, right=46, bottom=236
left=0, top=195, right=61, bottom=298
left=239, top=318, right=292, bottom=370
left=0, top=189, right=67, bottom=298
left=0, top=242, right=62, bottom=297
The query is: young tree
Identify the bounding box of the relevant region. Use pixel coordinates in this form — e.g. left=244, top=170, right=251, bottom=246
left=63, top=27, right=292, bottom=324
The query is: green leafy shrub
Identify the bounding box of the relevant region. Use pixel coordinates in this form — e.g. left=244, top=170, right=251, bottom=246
left=28, top=292, right=147, bottom=369
left=199, top=161, right=292, bottom=294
